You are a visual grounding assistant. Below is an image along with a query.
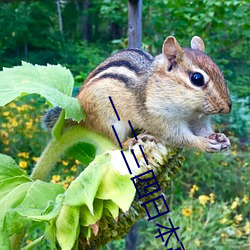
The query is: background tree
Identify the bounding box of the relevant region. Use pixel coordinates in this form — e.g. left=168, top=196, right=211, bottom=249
left=128, top=0, right=142, bottom=48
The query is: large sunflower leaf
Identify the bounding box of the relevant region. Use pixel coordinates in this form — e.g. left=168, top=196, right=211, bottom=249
left=0, top=62, right=84, bottom=121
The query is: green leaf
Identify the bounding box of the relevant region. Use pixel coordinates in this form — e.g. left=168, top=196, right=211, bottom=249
left=20, top=181, right=64, bottom=213
left=21, top=235, right=45, bottom=250
left=103, top=200, right=119, bottom=219
left=96, top=166, right=135, bottom=212
left=0, top=154, right=65, bottom=243
left=52, top=109, right=65, bottom=139
left=2, top=210, right=29, bottom=237
left=0, top=182, right=32, bottom=219
left=66, top=142, right=96, bottom=165
left=80, top=226, right=92, bottom=240
left=27, top=201, right=63, bottom=222
left=0, top=176, right=32, bottom=201
left=56, top=205, right=80, bottom=250
left=0, top=62, right=85, bottom=122
left=0, top=231, right=10, bottom=250
left=0, top=154, right=30, bottom=181
left=80, top=199, right=103, bottom=226
left=45, top=220, right=56, bottom=249
left=1, top=182, right=64, bottom=239
left=64, top=153, right=110, bottom=213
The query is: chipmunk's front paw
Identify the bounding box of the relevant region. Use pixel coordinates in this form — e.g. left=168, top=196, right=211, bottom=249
left=206, top=133, right=230, bottom=152
left=123, top=133, right=156, bottom=150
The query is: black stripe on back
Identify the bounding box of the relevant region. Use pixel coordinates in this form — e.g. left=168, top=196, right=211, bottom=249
left=96, top=73, right=130, bottom=85
left=125, top=48, right=154, bottom=62
left=91, top=60, right=140, bottom=79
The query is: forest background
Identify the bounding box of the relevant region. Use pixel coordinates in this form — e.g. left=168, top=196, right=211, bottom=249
left=0, top=0, right=249, bottom=249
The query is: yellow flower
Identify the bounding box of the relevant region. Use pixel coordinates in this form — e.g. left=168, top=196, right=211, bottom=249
left=189, top=184, right=199, bottom=198
left=51, top=175, right=61, bottom=183
left=63, top=182, right=69, bottom=189
left=4, top=147, right=10, bottom=152
left=71, top=165, right=77, bottom=172
left=198, top=195, right=210, bottom=206
left=232, top=150, right=237, bottom=156
left=3, top=138, right=9, bottom=145
left=75, top=160, right=81, bottom=165
left=220, top=217, right=228, bottom=224
left=231, top=197, right=240, bottom=209
left=243, top=195, right=248, bottom=204
left=26, top=121, right=33, bottom=129
left=11, top=119, right=18, bottom=127
left=209, top=193, right=215, bottom=204
left=244, top=221, right=250, bottom=234
left=3, top=111, right=9, bottom=116
left=62, top=160, right=69, bottom=166
left=236, top=229, right=243, bottom=237
left=19, top=161, right=28, bottom=169
left=221, top=162, right=228, bottom=167
left=18, top=152, right=30, bottom=159
left=9, top=103, right=16, bottom=108
left=194, top=238, right=201, bottom=247
left=17, top=105, right=31, bottom=112
left=32, top=157, right=39, bottom=162
left=0, top=130, right=8, bottom=138
left=234, top=214, right=243, bottom=224
left=182, top=207, right=192, bottom=217
left=66, top=176, right=75, bottom=182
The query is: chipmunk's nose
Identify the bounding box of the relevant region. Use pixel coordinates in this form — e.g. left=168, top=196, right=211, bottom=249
left=219, top=101, right=232, bottom=114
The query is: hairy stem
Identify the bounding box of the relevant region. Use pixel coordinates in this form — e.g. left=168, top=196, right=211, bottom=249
left=30, top=126, right=117, bottom=181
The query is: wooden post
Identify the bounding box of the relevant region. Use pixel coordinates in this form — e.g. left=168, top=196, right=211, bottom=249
left=128, top=0, right=142, bottom=49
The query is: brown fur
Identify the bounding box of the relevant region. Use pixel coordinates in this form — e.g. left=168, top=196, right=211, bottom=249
left=77, top=36, right=231, bottom=152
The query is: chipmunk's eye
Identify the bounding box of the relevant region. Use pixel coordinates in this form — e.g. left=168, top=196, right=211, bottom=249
left=190, top=72, right=204, bottom=87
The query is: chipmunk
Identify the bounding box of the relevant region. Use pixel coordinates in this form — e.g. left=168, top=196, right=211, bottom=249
left=43, top=36, right=232, bottom=153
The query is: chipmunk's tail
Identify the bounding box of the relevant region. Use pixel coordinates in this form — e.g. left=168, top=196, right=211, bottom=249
left=41, top=106, right=62, bottom=130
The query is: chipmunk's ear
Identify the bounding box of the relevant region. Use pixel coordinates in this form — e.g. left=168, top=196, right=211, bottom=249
left=191, top=36, right=205, bottom=52
left=162, top=36, right=184, bottom=63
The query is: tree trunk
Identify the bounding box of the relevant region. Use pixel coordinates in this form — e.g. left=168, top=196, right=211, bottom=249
left=128, top=0, right=142, bottom=48
left=56, top=0, right=63, bottom=36
left=82, top=0, right=90, bottom=41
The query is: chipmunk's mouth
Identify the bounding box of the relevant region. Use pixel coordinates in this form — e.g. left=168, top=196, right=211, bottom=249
left=204, top=100, right=232, bottom=115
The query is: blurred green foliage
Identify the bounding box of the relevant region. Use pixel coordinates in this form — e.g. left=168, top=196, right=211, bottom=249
left=0, top=0, right=249, bottom=97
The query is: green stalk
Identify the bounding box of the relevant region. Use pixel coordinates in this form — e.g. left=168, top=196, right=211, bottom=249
left=30, top=126, right=118, bottom=181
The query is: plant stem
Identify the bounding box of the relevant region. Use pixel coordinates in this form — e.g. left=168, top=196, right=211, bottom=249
left=10, top=231, right=25, bottom=250
left=30, top=126, right=117, bottom=181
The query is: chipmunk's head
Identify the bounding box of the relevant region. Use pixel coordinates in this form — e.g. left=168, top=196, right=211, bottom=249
left=155, top=36, right=232, bottom=115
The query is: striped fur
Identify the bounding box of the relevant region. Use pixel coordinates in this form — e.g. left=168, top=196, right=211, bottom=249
left=76, top=36, right=232, bottom=153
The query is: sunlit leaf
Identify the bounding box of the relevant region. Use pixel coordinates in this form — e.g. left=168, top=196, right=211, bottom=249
left=56, top=205, right=80, bottom=250
left=0, top=62, right=85, bottom=121
left=66, top=142, right=96, bottom=165
left=80, top=199, right=103, bottom=227
left=64, top=154, right=110, bottom=213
